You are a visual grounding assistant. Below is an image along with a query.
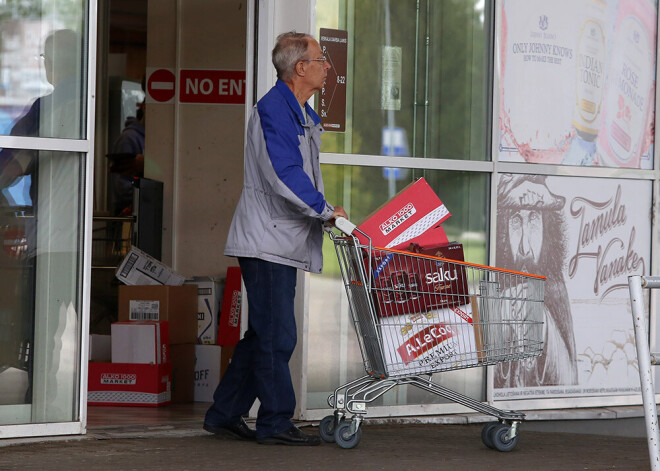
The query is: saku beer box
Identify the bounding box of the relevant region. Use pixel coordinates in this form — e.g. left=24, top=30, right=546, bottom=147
left=87, top=362, right=172, bottom=407
left=379, top=300, right=485, bottom=377
left=368, top=242, right=468, bottom=317
left=356, top=178, right=451, bottom=249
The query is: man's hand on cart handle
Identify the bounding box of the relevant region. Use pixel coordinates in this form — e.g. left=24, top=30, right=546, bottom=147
left=331, top=205, right=348, bottom=222
left=332, top=213, right=358, bottom=237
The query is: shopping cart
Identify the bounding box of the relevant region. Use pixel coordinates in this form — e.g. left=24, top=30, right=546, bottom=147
left=320, top=218, right=545, bottom=450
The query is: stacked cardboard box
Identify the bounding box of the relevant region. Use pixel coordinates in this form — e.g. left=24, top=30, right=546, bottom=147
left=88, top=247, right=244, bottom=405
left=88, top=248, right=193, bottom=406
left=356, top=178, right=484, bottom=376
left=88, top=320, right=172, bottom=407
left=193, top=266, right=242, bottom=402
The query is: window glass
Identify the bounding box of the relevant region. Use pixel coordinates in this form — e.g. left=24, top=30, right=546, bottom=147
left=316, top=0, right=490, bottom=160
left=308, top=166, right=489, bottom=408
left=0, top=1, right=87, bottom=139
left=0, top=148, right=83, bottom=424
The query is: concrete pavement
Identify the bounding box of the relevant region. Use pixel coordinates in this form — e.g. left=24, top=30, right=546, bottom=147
left=0, top=418, right=652, bottom=470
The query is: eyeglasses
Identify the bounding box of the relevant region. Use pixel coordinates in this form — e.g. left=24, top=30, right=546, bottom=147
left=302, top=56, right=327, bottom=64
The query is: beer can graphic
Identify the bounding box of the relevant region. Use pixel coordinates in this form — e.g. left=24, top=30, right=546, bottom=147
left=391, top=271, right=409, bottom=303
left=381, top=278, right=393, bottom=304
left=408, top=273, right=421, bottom=300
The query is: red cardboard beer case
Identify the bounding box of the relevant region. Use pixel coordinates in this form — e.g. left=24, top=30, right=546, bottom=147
left=391, top=224, right=449, bottom=251
left=368, top=242, right=468, bottom=317
left=356, top=178, right=451, bottom=249
left=218, top=266, right=242, bottom=346
left=397, top=239, right=465, bottom=259
left=87, top=362, right=172, bottom=407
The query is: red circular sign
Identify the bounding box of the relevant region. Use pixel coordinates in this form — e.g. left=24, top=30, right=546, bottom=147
left=147, top=69, right=176, bottom=103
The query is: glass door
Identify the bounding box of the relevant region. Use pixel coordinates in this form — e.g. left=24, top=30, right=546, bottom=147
left=0, top=0, right=95, bottom=436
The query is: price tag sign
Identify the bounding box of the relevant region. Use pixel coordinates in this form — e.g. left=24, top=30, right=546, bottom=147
left=319, top=28, right=348, bottom=132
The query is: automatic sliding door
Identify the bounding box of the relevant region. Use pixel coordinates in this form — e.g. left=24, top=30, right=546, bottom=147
left=0, top=0, right=92, bottom=434
left=0, top=149, right=84, bottom=425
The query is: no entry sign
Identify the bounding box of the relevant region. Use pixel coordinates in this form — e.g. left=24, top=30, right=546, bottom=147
left=147, top=68, right=176, bottom=103
left=146, top=68, right=246, bottom=105
left=179, top=70, right=246, bottom=104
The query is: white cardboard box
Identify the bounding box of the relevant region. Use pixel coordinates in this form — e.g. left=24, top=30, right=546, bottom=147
left=111, top=321, right=170, bottom=364
left=194, top=344, right=221, bottom=402
left=379, top=301, right=483, bottom=377
left=116, top=246, right=186, bottom=286
left=186, top=277, right=222, bottom=345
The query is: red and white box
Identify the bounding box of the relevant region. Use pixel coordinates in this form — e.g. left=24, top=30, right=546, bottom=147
left=218, top=267, right=242, bottom=346
left=356, top=178, right=451, bottom=249
left=368, top=243, right=468, bottom=317
left=378, top=301, right=484, bottom=377
left=397, top=240, right=465, bottom=260
left=87, top=362, right=171, bottom=407
left=392, top=225, right=449, bottom=251
left=111, top=321, right=169, bottom=364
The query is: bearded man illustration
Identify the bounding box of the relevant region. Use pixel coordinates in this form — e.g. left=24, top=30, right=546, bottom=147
left=495, top=174, right=578, bottom=387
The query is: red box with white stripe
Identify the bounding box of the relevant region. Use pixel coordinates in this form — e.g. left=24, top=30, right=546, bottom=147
left=356, top=178, right=451, bottom=249
left=218, top=267, right=242, bottom=346
left=87, top=362, right=171, bottom=407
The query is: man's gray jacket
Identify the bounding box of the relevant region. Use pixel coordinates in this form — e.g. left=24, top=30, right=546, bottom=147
left=224, top=79, right=334, bottom=273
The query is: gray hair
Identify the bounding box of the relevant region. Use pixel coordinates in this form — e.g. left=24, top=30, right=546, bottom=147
left=272, top=31, right=313, bottom=81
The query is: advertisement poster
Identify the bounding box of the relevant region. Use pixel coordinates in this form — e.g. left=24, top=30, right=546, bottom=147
left=498, top=0, right=656, bottom=168
left=494, top=174, right=650, bottom=400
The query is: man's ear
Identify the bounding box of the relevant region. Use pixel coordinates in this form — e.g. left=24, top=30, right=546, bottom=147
left=295, top=60, right=306, bottom=77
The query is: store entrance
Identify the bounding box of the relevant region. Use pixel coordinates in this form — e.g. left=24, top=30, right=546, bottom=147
left=88, top=0, right=251, bottom=430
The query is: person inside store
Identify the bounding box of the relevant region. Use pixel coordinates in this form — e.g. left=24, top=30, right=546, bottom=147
left=108, top=91, right=146, bottom=216
left=0, top=28, right=82, bottom=193
left=203, top=31, right=347, bottom=446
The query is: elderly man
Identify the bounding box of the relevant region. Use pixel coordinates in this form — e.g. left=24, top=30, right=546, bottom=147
left=203, top=32, right=347, bottom=446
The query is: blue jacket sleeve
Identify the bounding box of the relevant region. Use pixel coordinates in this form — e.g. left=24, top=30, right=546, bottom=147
left=258, top=101, right=329, bottom=217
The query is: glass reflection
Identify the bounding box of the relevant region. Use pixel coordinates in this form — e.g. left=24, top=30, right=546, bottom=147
left=5, top=29, right=84, bottom=139
left=316, top=0, right=489, bottom=160
left=0, top=148, right=82, bottom=424
left=0, top=1, right=87, bottom=424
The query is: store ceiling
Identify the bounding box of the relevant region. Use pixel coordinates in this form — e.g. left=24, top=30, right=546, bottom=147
left=109, top=0, right=147, bottom=48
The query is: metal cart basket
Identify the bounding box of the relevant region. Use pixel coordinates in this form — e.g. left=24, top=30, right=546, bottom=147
left=320, top=218, right=545, bottom=450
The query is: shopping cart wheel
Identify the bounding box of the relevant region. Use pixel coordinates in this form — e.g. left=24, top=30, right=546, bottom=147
left=490, top=424, right=518, bottom=452
left=334, top=421, right=362, bottom=449
left=481, top=422, right=499, bottom=449
left=319, top=415, right=337, bottom=443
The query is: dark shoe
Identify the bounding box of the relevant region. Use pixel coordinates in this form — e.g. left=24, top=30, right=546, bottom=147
left=257, top=425, right=321, bottom=446
left=203, top=418, right=256, bottom=441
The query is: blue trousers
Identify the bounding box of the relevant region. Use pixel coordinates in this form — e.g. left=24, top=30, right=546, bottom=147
left=204, top=258, right=298, bottom=438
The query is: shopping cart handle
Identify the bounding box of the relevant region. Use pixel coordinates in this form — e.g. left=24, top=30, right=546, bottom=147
left=334, top=216, right=356, bottom=236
